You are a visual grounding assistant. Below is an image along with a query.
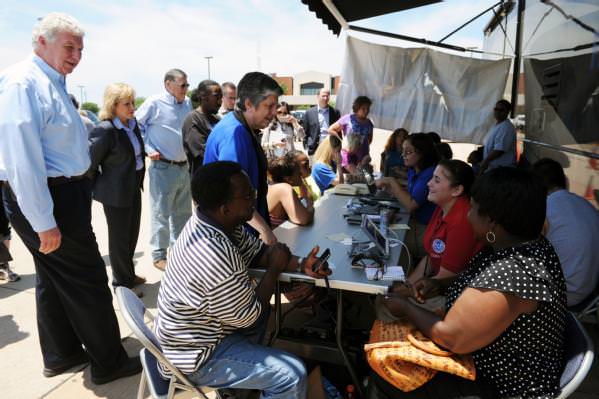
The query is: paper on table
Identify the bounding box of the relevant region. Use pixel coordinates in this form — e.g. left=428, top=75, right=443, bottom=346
left=326, top=233, right=352, bottom=242
left=277, top=222, right=298, bottom=230
left=389, top=223, right=410, bottom=230
left=381, top=266, right=405, bottom=281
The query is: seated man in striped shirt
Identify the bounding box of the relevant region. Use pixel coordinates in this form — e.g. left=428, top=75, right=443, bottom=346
left=155, top=161, right=330, bottom=399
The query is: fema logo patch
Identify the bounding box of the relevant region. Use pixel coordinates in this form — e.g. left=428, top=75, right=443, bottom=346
left=432, top=239, right=446, bottom=254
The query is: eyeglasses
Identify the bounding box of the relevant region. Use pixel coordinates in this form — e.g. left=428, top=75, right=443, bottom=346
left=402, top=149, right=416, bottom=156
left=276, top=111, right=288, bottom=115
left=207, top=93, right=223, bottom=98
left=177, top=83, right=190, bottom=89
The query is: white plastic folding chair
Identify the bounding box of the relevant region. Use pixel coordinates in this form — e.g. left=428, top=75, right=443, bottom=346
left=557, top=312, right=595, bottom=398
left=116, top=287, right=220, bottom=399
left=575, top=281, right=599, bottom=324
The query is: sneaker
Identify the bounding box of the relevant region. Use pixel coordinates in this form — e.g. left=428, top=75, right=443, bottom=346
left=153, top=259, right=167, bottom=271
left=91, top=356, right=142, bottom=385
left=43, top=352, right=88, bottom=377
left=0, top=263, right=20, bottom=282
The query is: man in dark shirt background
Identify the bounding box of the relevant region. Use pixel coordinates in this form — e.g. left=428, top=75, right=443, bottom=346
left=182, top=80, right=222, bottom=177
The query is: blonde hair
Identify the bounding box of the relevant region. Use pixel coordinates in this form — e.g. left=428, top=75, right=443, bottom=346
left=32, top=13, right=84, bottom=49
left=313, top=135, right=342, bottom=166
left=99, top=83, right=136, bottom=121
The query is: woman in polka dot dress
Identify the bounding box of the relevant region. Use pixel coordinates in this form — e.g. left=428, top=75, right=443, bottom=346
left=377, top=167, right=566, bottom=398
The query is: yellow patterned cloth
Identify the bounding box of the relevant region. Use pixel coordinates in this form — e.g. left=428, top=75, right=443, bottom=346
left=365, top=319, right=476, bottom=392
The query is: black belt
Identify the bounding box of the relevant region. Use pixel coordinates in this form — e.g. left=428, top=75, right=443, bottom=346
left=47, top=175, right=86, bottom=187
left=156, top=158, right=187, bottom=166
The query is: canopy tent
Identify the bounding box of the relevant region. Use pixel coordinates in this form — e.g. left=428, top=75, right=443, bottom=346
left=301, top=0, right=526, bottom=119
left=336, top=37, right=511, bottom=144
left=300, top=0, right=441, bottom=36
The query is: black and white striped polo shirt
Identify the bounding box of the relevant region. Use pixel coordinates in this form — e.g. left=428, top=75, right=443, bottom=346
left=155, top=210, right=265, bottom=375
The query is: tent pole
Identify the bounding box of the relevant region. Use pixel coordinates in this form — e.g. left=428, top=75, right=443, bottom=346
left=510, top=0, right=526, bottom=117
left=439, top=1, right=503, bottom=43
left=348, top=25, right=472, bottom=52
left=322, top=0, right=348, bottom=30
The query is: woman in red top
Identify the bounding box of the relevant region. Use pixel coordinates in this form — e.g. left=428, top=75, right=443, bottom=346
left=405, top=159, right=483, bottom=291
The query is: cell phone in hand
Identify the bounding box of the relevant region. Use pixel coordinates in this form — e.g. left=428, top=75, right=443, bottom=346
left=313, top=248, right=331, bottom=272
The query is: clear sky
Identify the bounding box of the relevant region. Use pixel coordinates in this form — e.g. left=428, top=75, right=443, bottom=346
left=0, top=0, right=499, bottom=104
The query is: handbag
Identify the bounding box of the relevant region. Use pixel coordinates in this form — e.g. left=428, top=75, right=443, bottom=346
left=365, top=319, right=476, bottom=392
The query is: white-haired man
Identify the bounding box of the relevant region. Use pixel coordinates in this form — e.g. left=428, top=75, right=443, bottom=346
left=0, top=12, right=140, bottom=383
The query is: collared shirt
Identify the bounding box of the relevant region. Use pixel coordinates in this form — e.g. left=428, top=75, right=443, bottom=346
left=483, top=119, right=516, bottom=170
left=311, top=161, right=337, bottom=195
left=546, top=189, right=599, bottom=306
left=135, top=91, right=192, bottom=162
left=113, top=118, right=143, bottom=170
left=422, top=196, right=484, bottom=275
left=155, top=208, right=265, bottom=375
left=217, top=106, right=233, bottom=118
left=317, top=105, right=330, bottom=141
left=407, top=166, right=436, bottom=225
left=0, top=54, right=90, bottom=232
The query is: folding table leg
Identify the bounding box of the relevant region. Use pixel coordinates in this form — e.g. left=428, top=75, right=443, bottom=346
left=335, top=289, right=364, bottom=398
left=268, top=281, right=282, bottom=346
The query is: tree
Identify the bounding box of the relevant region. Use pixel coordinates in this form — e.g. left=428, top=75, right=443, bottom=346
left=81, top=102, right=99, bottom=114
left=279, top=83, right=289, bottom=95
left=134, top=97, right=146, bottom=109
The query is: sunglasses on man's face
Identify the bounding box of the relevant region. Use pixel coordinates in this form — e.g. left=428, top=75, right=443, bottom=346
left=177, top=83, right=190, bottom=89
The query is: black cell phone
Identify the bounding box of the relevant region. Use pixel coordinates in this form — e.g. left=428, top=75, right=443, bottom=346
left=313, top=248, right=331, bottom=272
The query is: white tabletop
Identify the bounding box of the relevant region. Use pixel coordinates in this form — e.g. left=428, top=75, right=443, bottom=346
left=250, top=192, right=409, bottom=295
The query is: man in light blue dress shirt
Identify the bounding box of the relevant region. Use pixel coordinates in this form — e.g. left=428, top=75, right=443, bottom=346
left=302, top=89, right=340, bottom=155
left=0, top=12, right=140, bottom=383
left=480, top=99, right=517, bottom=173
left=135, top=69, right=193, bottom=270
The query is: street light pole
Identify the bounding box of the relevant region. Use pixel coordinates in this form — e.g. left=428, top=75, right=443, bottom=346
left=204, top=56, right=213, bottom=79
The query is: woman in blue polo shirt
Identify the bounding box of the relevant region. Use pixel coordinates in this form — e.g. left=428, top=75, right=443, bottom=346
left=376, top=133, right=439, bottom=259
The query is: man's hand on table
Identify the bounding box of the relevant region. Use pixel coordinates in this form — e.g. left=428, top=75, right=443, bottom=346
left=300, top=246, right=332, bottom=279
left=265, top=243, right=291, bottom=273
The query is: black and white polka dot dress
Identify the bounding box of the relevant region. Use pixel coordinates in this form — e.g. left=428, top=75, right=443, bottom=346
left=446, top=237, right=566, bottom=398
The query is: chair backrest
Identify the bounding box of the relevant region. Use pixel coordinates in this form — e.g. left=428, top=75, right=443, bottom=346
left=115, top=287, right=201, bottom=394
left=557, top=312, right=595, bottom=399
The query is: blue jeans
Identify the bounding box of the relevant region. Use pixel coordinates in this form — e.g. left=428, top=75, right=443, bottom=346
left=148, top=160, right=192, bottom=261
left=186, top=312, right=307, bottom=399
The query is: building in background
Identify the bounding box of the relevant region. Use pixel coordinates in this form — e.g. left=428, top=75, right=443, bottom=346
left=271, top=71, right=340, bottom=107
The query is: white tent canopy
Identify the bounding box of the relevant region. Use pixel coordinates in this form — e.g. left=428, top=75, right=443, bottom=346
left=336, top=36, right=511, bottom=144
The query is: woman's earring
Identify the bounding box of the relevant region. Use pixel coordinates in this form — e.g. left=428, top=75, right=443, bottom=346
left=485, top=231, right=496, bottom=243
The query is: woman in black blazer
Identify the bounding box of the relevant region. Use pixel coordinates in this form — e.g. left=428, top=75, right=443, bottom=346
left=88, top=83, right=145, bottom=294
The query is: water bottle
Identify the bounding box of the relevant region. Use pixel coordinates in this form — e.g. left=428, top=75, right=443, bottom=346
left=380, top=208, right=389, bottom=237
left=364, top=169, right=377, bottom=194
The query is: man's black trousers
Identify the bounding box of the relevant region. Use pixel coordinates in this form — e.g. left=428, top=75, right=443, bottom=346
left=2, top=179, right=128, bottom=377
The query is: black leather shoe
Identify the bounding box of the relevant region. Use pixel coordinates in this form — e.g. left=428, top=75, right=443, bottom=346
left=91, top=356, right=142, bottom=385
left=43, top=352, right=88, bottom=377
